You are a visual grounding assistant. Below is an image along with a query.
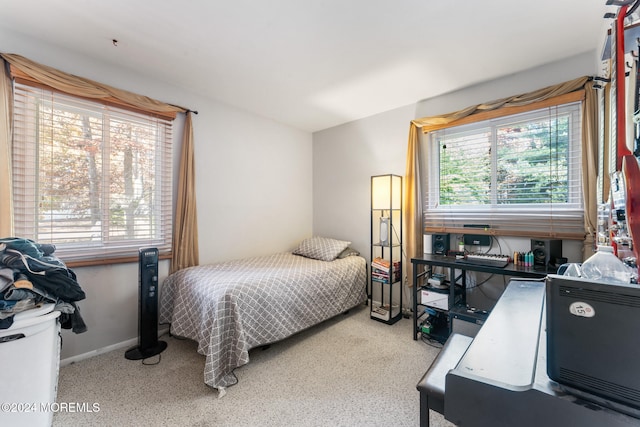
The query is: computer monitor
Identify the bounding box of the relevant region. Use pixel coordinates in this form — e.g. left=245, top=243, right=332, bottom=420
left=546, top=274, right=640, bottom=409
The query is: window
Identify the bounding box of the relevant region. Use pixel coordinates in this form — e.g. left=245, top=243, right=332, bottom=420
left=12, top=82, right=173, bottom=262
left=423, top=102, right=583, bottom=237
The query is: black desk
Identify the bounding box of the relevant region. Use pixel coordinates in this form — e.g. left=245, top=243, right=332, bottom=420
left=444, top=280, right=640, bottom=426
left=411, top=255, right=552, bottom=340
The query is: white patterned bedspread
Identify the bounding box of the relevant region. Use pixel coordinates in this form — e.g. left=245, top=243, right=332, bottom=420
left=159, top=252, right=367, bottom=391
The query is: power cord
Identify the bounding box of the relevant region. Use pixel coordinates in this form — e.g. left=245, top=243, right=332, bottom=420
left=142, top=353, right=162, bottom=366
left=420, top=334, right=444, bottom=349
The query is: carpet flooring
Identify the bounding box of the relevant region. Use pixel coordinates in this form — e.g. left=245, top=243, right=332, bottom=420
left=53, top=305, right=454, bottom=426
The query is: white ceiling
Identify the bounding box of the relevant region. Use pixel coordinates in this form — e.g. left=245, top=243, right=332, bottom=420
left=0, top=0, right=612, bottom=132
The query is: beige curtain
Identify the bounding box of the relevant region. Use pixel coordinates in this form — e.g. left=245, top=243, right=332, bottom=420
left=412, top=76, right=590, bottom=130
left=602, top=83, right=612, bottom=202
left=0, top=60, right=12, bottom=236
left=1, top=53, right=184, bottom=116
left=1, top=53, right=201, bottom=271
left=171, top=112, right=199, bottom=273
left=581, top=80, right=599, bottom=260
left=403, top=123, right=423, bottom=287
left=405, top=76, right=595, bottom=269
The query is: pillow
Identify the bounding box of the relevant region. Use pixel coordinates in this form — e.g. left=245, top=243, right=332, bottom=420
left=337, top=247, right=360, bottom=259
left=293, top=236, right=351, bottom=261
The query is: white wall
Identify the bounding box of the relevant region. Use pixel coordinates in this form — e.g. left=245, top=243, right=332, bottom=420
left=313, top=51, right=600, bottom=309
left=193, top=95, right=313, bottom=264
left=1, top=31, right=313, bottom=360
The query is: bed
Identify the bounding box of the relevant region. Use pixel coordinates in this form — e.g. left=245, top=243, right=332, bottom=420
left=159, top=237, right=367, bottom=395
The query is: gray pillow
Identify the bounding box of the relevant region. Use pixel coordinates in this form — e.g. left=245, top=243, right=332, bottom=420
left=337, top=247, right=360, bottom=259
left=293, top=236, right=351, bottom=261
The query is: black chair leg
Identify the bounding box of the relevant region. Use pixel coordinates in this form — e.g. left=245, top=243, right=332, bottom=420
left=420, top=392, right=430, bottom=427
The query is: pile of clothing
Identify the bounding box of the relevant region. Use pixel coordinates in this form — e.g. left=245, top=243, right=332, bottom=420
left=0, top=237, right=87, bottom=333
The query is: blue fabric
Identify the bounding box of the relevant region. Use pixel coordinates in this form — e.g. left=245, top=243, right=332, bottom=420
left=0, top=238, right=44, bottom=258
left=0, top=299, right=16, bottom=310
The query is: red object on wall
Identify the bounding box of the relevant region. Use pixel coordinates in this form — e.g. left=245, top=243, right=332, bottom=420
left=623, top=154, right=640, bottom=276
left=615, top=4, right=633, bottom=170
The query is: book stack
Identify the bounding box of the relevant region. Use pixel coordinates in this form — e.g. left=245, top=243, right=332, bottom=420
left=371, top=257, right=401, bottom=284
left=371, top=305, right=390, bottom=321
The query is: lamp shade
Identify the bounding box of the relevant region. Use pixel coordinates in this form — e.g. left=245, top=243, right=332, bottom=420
left=372, top=174, right=402, bottom=210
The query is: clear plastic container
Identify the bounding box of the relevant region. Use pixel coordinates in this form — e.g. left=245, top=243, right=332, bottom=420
left=559, top=263, right=582, bottom=277
left=580, top=245, right=632, bottom=285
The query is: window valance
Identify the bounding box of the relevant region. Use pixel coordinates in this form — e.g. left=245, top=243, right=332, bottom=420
left=412, top=76, right=590, bottom=132
left=1, top=53, right=186, bottom=120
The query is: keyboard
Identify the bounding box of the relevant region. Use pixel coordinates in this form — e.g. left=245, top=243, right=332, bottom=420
left=456, top=254, right=510, bottom=268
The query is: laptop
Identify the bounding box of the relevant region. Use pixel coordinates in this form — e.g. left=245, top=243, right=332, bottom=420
left=546, top=274, right=640, bottom=409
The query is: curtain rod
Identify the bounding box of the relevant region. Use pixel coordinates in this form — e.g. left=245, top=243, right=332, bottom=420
left=168, top=104, right=198, bottom=115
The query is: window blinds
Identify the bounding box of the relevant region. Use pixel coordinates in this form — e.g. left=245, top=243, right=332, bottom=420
left=12, top=82, right=173, bottom=261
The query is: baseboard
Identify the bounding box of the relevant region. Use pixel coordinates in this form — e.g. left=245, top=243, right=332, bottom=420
left=60, top=326, right=170, bottom=367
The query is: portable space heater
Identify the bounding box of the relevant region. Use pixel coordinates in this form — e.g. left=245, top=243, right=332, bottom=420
left=125, top=248, right=167, bottom=360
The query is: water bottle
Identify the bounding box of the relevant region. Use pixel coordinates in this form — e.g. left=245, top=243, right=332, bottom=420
left=580, top=246, right=632, bottom=285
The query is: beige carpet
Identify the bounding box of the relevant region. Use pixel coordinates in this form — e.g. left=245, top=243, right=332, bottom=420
left=53, top=305, right=454, bottom=426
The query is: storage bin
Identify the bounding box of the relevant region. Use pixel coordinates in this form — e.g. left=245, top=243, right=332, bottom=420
left=0, top=303, right=61, bottom=427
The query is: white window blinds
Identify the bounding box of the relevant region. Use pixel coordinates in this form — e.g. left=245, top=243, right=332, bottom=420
left=423, top=102, right=584, bottom=238
left=12, top=82, right=173, bottom=262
